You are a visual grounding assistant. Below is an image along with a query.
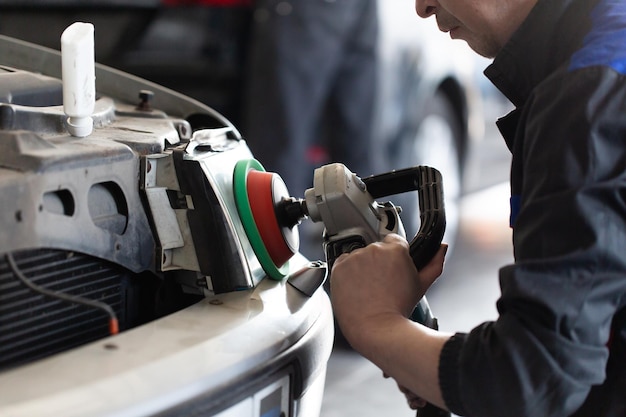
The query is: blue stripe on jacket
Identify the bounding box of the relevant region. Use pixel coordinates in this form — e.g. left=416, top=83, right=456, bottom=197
left=569, top=0, right=626, bottom=75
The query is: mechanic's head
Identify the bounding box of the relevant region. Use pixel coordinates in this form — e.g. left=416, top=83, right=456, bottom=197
left=415, top=0, right=539, bottom=58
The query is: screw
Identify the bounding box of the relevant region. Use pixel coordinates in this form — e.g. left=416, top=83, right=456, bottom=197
left=137, top=90, right=154, bottom=111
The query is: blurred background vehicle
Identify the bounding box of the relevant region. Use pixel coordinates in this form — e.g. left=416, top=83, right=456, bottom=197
left=374, top=0, right=484, bottom=252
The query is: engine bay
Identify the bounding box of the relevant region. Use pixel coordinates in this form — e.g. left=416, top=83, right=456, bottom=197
left=0, top=32, right=267, bottom=371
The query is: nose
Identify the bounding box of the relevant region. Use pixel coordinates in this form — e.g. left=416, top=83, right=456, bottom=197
left=415, top=0, right=437, bottom=18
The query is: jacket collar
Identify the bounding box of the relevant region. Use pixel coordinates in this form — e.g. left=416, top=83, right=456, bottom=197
left=484, top=0, right=596, bottom=108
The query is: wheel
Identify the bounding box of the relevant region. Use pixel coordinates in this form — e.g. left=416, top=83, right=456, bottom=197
left=394, top=92, right=463, bottom=250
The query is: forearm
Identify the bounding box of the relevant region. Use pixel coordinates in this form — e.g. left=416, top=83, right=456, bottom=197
left=345, top=312, right=453, bottom=410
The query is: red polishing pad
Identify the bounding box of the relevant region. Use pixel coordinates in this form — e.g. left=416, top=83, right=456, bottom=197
left=246, top=170, right=299, bottom=267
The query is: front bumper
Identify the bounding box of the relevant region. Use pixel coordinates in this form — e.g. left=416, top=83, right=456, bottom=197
left=0, top=274, right=333, bottom=417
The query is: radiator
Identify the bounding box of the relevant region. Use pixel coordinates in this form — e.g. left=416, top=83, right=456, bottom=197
left=0, top=249, right=131, bottom=370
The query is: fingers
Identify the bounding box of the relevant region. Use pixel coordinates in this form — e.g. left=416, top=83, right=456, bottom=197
left=416, top=243, right=449, bottom=285
left=331, top=235, right=449, bottom=308
left=329, top=234, right=449, bottom=346
left=381, top=232, right=410, bottom=247
left=396, top=382, right=428, bottom=409
left=381, top=371, right=428, bottom=410
left=332, top=233, right=409, bottom=268
left=380, top=235, right=449, bottom=286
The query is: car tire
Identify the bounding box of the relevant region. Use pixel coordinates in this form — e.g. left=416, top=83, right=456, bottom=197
left=394, top=91, right=463, bottom=252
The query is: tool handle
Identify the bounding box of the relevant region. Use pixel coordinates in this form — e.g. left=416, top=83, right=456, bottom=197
left=362, top=166, right=446, bottom=271
left=407, top=166, right=446, bottom=271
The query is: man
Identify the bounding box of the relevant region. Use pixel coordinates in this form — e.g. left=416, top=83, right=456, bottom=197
left=330, top=0, right=626, bottom=416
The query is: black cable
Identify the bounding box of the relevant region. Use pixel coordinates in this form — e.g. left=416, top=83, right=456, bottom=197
left=5, top=252, right=119, bottom=335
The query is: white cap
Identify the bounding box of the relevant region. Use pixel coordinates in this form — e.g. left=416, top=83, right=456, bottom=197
left=61, top=22, right=95, bottom=137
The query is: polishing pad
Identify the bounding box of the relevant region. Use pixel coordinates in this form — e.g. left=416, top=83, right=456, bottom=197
left=233, top=159, right=299, bottom=280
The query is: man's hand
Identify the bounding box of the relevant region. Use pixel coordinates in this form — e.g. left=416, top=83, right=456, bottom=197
left=328, top=233, right=451, bottom=410
left=329, top=233, right=447, bottom=349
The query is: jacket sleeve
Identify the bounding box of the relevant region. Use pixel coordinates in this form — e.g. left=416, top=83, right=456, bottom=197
left=438, top=67, right=626, bottom=417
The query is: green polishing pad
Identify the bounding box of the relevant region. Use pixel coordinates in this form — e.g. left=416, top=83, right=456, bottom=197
left=233, top=159, right=290, bottom=280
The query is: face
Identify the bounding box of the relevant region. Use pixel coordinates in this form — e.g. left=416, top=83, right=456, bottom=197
left=414, top=0, right=538, bottom=58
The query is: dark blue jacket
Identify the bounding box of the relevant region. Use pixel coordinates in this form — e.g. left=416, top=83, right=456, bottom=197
left=439, top=0, right=626, bottom=415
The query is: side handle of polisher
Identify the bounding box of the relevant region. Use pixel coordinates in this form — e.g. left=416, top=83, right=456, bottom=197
left=362, top=166, right=446, bottom=271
